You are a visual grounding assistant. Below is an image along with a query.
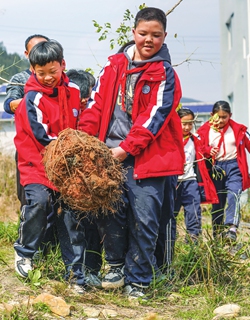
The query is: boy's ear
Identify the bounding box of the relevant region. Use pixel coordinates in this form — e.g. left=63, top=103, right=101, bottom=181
left=61, top=59, right=66, bottom=70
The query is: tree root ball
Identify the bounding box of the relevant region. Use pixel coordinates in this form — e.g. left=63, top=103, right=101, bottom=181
left=42, top=128, right=126, bottom=215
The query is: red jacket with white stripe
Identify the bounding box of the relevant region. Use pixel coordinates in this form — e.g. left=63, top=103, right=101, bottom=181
left=14, top=72, right=80, bottom=189
left=78, top=45, right=185, bottom=179
left=197, top=119, right=250, bottom=191
left=191, top=134, right=219, bottom=204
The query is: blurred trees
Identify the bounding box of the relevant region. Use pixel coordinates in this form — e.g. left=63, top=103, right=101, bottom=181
left=0, top=41, right=29, bottom=84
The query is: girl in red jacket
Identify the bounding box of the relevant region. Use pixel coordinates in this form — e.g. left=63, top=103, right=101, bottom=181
left=197, top=100, right=250, bottom=242
left=172, top=108, right=218, bottom=244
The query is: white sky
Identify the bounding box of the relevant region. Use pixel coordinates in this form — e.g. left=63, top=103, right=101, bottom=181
left=0, top=0, right=221, bottom=102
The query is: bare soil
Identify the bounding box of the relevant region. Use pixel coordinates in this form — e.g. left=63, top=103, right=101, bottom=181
left=0, top=197, right=174, bottom=320
left=1, top=201, right=250, bottom=319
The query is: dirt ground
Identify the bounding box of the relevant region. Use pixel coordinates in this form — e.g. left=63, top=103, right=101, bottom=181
left=0, top=250, right=176, bottom=320
left=1, top=201, right=250, bottom=319
left=0, top=199, right=176, bottom=320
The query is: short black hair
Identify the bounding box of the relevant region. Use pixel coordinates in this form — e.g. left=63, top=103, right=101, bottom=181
left=29, top=40, right=64, bottom=68
left=25, top=34, right=50, bottom=50
left=66, top=69, right=96, bottom=99
left=134, top=7, right=167, bottom=31
left=212, top=100, right=231, bottom=114
left=177, top=108, right=195, bottom=119
left=87, top=72, right=95, bottom=88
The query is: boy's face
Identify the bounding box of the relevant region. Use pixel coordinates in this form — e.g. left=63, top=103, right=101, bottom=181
left=34, top=60, right=66, bottom=88
left=132, top=20, right=167, bottom=61
left=80, top=87, right=92, bottom=110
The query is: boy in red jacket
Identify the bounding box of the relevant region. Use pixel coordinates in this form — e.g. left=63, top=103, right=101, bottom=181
left=14, top=40, right=86, bottom=293
left=78, top=7, right=184, bottom=298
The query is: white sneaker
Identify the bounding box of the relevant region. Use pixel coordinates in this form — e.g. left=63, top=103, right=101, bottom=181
left=102, top=265, right=125, bottom=289
left=15, top=251, right=33, bottom=278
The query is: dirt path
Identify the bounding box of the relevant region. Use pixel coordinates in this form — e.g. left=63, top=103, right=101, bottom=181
left=0, top=254, right=174, bottom=319
left=1, top=203, right=250, bottom=319
left=0, top=203, right=174, bottom=319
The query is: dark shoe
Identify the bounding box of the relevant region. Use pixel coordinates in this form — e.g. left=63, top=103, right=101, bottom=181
left=102, top=265, right=124, bottom=289
left=15, top=251, right=33, bottom=278
left=85, top=272, right=102, bottom=288
left=229, top=243, right=248, bottom=260
left=224, top=230, right=237, bottom=243
left=123, top=284, right=147, bottom=300
left=155, top=271, right=167, bottom=284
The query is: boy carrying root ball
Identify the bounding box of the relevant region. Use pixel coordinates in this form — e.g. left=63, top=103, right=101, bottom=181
left=13, top=40, right=86, bottom=293
left=78, top=7, right=185, bottom=298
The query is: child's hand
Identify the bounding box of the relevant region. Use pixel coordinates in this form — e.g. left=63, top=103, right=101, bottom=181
left=110, top=147, right=128, bottom=162
left=10, top=98, right=23, bottom=113
left=210, top=146, right=219, bottom=157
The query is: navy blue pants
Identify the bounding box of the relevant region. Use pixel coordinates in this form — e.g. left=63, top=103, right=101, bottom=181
left=172, top=179, right=202, bottom=241
left=15, top=152, right=58, bottom=249
left=155, top=175, right=177, bottom=270
left=14, top=183, right=86, bottom=285
left=15, top=151, right=26, bottom=208
left=211, top=159, right=242, bottom=235
left=81, top=216, right=102, bottom=274
left=96, top=156, right=166, bottom=287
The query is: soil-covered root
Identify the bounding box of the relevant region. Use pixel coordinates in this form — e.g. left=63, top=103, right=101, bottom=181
left=42, top=128, right=126, bottom=215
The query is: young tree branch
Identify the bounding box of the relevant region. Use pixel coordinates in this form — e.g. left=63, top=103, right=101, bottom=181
left=166, top=0, right=183, bottom=16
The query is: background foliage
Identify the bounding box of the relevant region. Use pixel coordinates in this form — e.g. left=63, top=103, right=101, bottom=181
left=0, top=42, right=29, bottom=84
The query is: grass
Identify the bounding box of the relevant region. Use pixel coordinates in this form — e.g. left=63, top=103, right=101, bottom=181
left=1, top=154, right=250, bottom=319
left=0, top=152, right=20, bottom=222
left=1, top=222, right=250, bottom=319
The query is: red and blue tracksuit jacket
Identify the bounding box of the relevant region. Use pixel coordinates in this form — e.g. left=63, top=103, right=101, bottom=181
left=14, top=72, right=80, bottom=190
left=191, top=134, right=219, bottom=204
left=78, top=45, right=185, bottom=179
left=197, top=119, right=250, bottom=191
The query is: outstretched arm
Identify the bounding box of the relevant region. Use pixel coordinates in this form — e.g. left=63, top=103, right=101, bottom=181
left=3, top=71, right=29, bottom=114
